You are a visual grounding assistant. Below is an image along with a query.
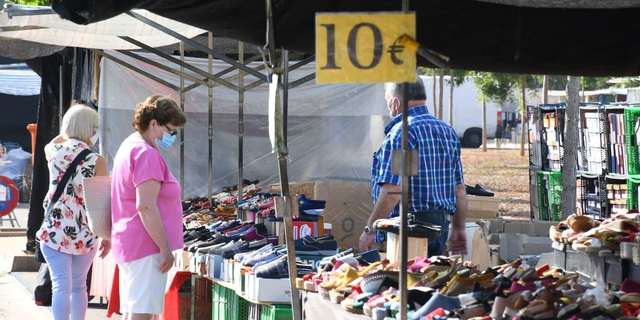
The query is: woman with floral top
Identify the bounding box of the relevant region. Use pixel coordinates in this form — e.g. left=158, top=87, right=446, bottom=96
left=37, top=104, right=109, bottom=320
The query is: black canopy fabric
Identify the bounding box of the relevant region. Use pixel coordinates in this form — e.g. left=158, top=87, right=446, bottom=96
left=25, top=52, right=72, bottom=242
left=0, top=93, right=38, bottom=152
left=52, top=0, right=640, bottom=76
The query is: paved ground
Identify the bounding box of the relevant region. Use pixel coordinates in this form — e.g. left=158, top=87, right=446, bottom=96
left=0, top=204, right=120, bottom=320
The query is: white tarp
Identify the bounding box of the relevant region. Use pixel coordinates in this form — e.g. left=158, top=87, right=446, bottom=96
left=0, top=63, right=40, bottom=96
left=0, top=7, right=205, bottom=50
left=98, top=51, right=388, bottom=198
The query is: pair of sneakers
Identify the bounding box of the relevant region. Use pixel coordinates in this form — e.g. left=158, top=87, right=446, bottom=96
left=254, top=254, right=314, bottom=279
left=240, top=245, right=287, bottom=268
left=295, top=235, right=338, bottom=255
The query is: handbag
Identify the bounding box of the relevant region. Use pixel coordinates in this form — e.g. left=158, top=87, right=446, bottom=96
left=82, top=175, right=112, bottom=240
left=35, top=149, right=92, bottom=263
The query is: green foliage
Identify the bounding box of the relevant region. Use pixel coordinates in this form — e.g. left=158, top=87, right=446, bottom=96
left=582, top=77, right=612, bottom=91
left=448, top=69, right=469, bottom=87
left=473, top=72, right=519, bottom=104
left=544, top=75, right=612, bottom=91
left=8, top=0, right=50, bottom=5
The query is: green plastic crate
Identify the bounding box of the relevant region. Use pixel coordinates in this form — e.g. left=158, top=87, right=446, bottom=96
left=624, top=107, right=640, bottom=175
left=536, top=173, right=549, bottom=220
left=212, top=284, right=229, bottom=320
left=628, top=175, right=640, bottom=210
left=229, top=289, right=250, bottom=320
left=536, top=171, right=563, bottom=221
left=259, top=304, right=292, bottom=320
left=212, top=284, right=251, bottom=320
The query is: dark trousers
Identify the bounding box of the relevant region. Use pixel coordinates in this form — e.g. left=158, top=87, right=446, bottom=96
left=413, top=209, right=452, bottom=257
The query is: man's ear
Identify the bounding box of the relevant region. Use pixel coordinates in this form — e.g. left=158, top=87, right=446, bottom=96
left=391, top=96, right=402, bottom=114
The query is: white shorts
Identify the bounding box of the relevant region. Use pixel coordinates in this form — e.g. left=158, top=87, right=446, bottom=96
left=119, top=253, right=169, bottom=315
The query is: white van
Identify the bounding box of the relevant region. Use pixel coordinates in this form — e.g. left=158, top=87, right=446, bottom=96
left=419, top=76, right=513, bottom=148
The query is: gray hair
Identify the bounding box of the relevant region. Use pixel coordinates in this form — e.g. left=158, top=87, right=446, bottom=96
left=61, top=104, right=99, bottom=142
left=384, top=80, right=427, bottom=101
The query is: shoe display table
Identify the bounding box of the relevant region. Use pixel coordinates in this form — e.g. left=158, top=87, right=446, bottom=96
left=301, top=291, right=371, bottom=320
left=553, top=244, right=629, bottom=286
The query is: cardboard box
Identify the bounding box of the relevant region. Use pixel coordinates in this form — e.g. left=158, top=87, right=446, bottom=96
left=271, top=179, right=373, bottom=250
left=245, top=273, right=254, bottom=300
left=234, top=263, right=244, bottom=294
left=253, top=277, right=292, bottom=303
left=313, top=179, right=372, bottom=250
left=472, top=219, right=555, bottom=268
left=207, top=255, right=224, bottom=280
left=269, top=181, right=316, bottom=197
left=292, top=221, right=319, bottom=240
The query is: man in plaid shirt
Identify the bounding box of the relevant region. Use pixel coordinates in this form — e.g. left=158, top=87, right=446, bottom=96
left=359, top=80, right=468, bottom=256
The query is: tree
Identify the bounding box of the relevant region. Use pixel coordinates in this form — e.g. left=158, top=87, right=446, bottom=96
left=438, top=70, right=445, bottom=120
left=520, top=75, right=527, bottom=156
left=418, top=67, right=441, bottom=118
left=473, top=72, right=518, bottom=104
left=563, top=76, right=580, bottom=218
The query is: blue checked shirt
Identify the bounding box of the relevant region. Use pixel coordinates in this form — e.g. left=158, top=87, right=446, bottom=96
left=371, top=105, right=464, bottom=217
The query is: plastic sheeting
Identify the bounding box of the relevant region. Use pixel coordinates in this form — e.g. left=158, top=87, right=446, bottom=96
left=0, top=7, right=206, bottom=50
left=0, top=64, right=41, bottom=96
left=98, top=51, right=388, bottom=198
left=0, top=148, right=32, bottom=180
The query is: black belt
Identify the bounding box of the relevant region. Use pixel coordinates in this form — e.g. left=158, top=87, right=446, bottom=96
left=410, top=211, right=452, bottom=224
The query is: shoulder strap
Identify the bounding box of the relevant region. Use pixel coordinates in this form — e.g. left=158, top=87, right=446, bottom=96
left=49, top=149, right=92, bottom=205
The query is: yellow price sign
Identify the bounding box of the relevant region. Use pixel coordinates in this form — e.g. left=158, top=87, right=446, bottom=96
left=315, top=12, right=416, bottom=84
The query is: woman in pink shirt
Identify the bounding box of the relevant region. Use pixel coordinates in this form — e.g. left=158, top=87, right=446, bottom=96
left=111, top=95, right=186, bottom=319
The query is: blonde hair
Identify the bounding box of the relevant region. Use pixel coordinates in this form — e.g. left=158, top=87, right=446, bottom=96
left=60, top=104, right=99, bottom=142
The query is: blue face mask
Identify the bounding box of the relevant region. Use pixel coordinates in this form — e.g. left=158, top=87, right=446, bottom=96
left=156, top=132, right=177, bottom=150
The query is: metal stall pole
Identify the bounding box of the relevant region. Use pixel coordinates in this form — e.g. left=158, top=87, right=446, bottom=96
left=208, top=33, right=214, bottom=203
left=179, top=42, right=186, bottom=199
left=178, top=41, right=197, bottom=320
left=399, top=1, right=411, bottom=319
left=282, top=51, right=288, bottom=146
left=273, top=50, right=302, bottom=320
left=238, top=41, right=245, bottom=212
left=263, top=0, right=302, bottom=315
left=59, top=64, right=64, bottom=124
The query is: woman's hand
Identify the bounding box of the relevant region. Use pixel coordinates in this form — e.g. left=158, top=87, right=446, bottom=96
left=98, top=238, right=111, bottom=258
left=159, top=249, right=175, bottom=273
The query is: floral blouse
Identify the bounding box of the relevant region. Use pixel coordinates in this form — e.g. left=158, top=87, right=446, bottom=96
left=37, top=138, right=98, bottom=255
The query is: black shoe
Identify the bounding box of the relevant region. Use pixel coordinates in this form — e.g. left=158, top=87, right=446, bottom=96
left=465, top=184, right=494, bottom=197
left=25, top=239, right=36, bottom=254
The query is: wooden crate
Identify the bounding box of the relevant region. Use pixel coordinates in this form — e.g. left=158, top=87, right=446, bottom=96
left=466, top=195, right=499, bottom=219
left=386, top=233, right=428, bottom=263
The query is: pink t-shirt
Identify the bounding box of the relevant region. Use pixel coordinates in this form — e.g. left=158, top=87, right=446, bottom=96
left=110, top=133, right=183, bottom=263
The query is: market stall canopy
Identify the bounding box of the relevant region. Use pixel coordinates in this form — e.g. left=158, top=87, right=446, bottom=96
left=0, top=4, right=206, bottom=51
left=49, top=0, right=640, bottom=76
